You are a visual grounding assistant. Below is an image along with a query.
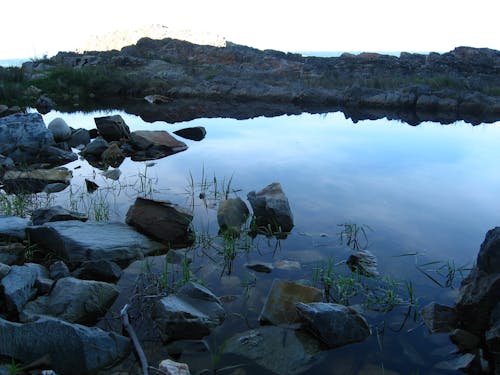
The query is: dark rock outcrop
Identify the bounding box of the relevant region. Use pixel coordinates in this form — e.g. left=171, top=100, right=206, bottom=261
left=94, top=115, right=130, bottom=142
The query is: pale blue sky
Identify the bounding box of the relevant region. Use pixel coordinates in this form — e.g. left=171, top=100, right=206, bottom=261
left=1, top=0, right=498, bottom=59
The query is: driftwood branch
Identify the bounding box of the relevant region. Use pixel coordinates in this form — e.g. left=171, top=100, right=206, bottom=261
left=121, top=303, right=149, bottom=375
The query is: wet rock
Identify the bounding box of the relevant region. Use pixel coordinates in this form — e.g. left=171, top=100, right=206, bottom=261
left=94, top=114, right=130, bottom=142
left=36, top=145, right=78, bottom=167
left=43, top=182, right=70, bottom=194
left=128, top=130, right=188, bottom=160
left=420, top=302, right=456, bottom=333
left=68, top=128, right=91, bottom=148
left=158, top=359, right=190, bottom=375
left=48, top=118, right=71, bottom=142
left=26, top=220, right=165, bottom=266
left=80, top=136, right=109, bottom=158
left=101, top=168, right=121, bottom=180
left=245, top=261, right=274, bottom=273
left=173, top=126, right=206, bottom=141
left=346, top=250, right=379, bottom=277
left=0, top=242, right=25, bottom=265
left=296, top=302, right=371, bottom=348
left=49, top=260, right=71, bottom=280
left=434, top=353, right=476, bottom=371
left=21, top=276, right=119, bottom=324
left=247, top=182, right=294, bottom=234
left=101, top=143, right=125, bottom=168
left=152, top=282, right=225, bottom=342
left=0, top=216, right=30, bottom=240
left=273, top=259, right=301, bottom=270
left=0, top=263, right=48, bottom=314
left=85, top=178, right=99, bottom=193
left=217, top=198, right=249, bottom=234
left=224, top=326, right=323, bottom=375
left=31, top=205, right=88, bottom=225
left=0, top=263, right=10, bottom=279
left=126, top=197, right=194, bottom=248
left=0, top=316, right=130, bottom=375
left=2, top=169, right=72, bottom=194
left=71, top=260, right=122, bottom=282
left=259, top=279, right=323, bottom=325
left=450, top=329, right=481, bottom=352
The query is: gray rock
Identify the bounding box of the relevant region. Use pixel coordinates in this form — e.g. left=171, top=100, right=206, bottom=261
left=80, top=136, right=109, bottom=157
left=2, top=169, right=72, bottom=194
left=259, top=279, right=323, bottom=325
left=22, top=276, right=119, bottom=324
left=126, top=197, right=194, bottom=248
left=245, top=261, right=274, bottom=273
left=217, top=198, right=249, bottom=234
left=0, top=263, right=10, bottom=280
left=420, top=302, right=456, bottom=333
left=158, top=359, right=190, bottom=375
left=68, top=128, right=91, bottom=148
left=152, top=282, right=225, bottom=342
left=0, top=242, right=25, bottom=265
left=0, top=316, right=130, bottom=375
left=0, top=155, right=14, bottom=178
left=43, top=182, right=70, bottom=193
left=94, top=114, right=130, bottom=141
left=0, top=216, right=30, bottom=240
left=49, top=260, right=71, bottom=280
left=26, top=220, right=165, bottom=266
left=48, top=117, right=72, bottom=142
left=31, top=205, right=88, bottom=225
left=296, top=302, right=371, bottom=348
left=0, top=263, right=48, bottom=314
left=450, top=329, right=481, bottom=352
left=173, top=126, right=206, bottom=141
left=101, top=168, right=121, bottom=180
left=224, top=326, right=323, bottom=375
left=247, top=182, right=294, bottom=234
left=434, top=353, right=476, bottom=371
left=72, top=260, right=122, bottom=282
left=128, top=130, right=188, bottom=161
left=37, top=145, right=78, bottom=167
left=346, top=250, right=379, bottom=277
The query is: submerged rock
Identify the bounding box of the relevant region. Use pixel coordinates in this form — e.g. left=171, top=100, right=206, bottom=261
left=247, top=182, right=294, bottom=234
left=128, top=130, right=188, bottom=160
left=346, top=250, right=379, bottom=277
left=101, top=143, right=125, bottom=168
left=94, top=114, right=130, bottom=142
left=295, top=302, right=371, bottom=348
left=245, top=261, right=274, bottom=273
left=173, top=126, right=206, bottom=141
left=217, top=198, right=250, bottom=234
left=0, top=316, right=130, bottom=375
left=420, top=302, right=457, bottom=333
left=31, top=205, right=88, bottom=225
left=2, top=168, right=72, bottom=194
left=126, top=197, right=194, bottom=248
left=101, top=168, right=122, bottom=180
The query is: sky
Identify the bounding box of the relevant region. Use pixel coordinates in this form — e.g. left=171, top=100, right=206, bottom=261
left=1, top=0, right=498, bottom=59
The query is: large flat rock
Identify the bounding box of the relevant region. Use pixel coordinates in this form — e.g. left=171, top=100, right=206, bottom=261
left=0, top=216, right=31, bottom=240
left=26, top=220, right=166, bottom=266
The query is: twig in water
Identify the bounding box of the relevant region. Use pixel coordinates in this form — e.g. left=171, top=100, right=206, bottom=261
left=121, top=303, right=149, bottom=375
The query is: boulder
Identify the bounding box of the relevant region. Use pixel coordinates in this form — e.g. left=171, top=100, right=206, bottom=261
left=0, top=263, right=48, bottom=314
left=71, top=260, right=122, bottom=282
left=247, top=182, right=294, bottom=234
left=0, top=263, right=10, bottom=280
left=80, top=136, right=109, bottom=158
left=2, top=169, right=72, bottom=194
left=420, top=302, right=457, bottom=333
left=94, top=114, right=130, bottom=141
left=126, top=197, right=194, bottom=248
left=47, top=117, right=72, bottom=142
left=26, top=220, right=165, bottom=266
left=152, top=282, right=225, bottom=342
left=173, top=126, right=206, bottom=141
left=128, top=130, right=188, bottom=161
left=68, top=128, right=91, bottom=148
left=259, top=279, right=323, bottom=325
left=21, top=276, right=119, bottom=324
left=35, top=145, right=78, bottom=167
left=224, top=326, right=323, bottom=375
left=49, top=260, right=71, bottom=280
left=101, top=143, right=125, bottom=168
left=0, top=316, right=130, bottom=375
left=217, top=198, right=249, bottom=234
left=0, top=242, right=25, bottom=265
left=346, top=250, right=379, bottom=277
left=31, top=205, right=88, bottom=225
left=295, top=302, right=371, bottom=348
left=0, top=216, right=30, bottom=240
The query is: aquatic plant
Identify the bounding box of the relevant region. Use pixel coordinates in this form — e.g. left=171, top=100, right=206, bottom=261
left=0, top=191, right=54, bottom=217
left=338, top=222, right=372, bottom=251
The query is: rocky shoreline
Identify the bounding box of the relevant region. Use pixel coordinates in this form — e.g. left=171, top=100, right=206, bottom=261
left=1, top=38, right=499, bottom=124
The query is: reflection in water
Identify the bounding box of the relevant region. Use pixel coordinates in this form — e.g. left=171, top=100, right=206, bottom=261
left=37, top=109, right=500, bottom=374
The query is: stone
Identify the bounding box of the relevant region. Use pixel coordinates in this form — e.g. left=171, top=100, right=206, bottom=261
left=2, top=169, right=72, bottom=194
left=224, top=326, right=323, bottom=375
left=80, top=136, right=109, bottom=157
left=259, top=279, right=323, bottom=325
left=217, top=198, right=250, bottom=234
left=295, top=302, right=371, bottom=348
left=0, top=216, right=30, bottom=240
left=434, top=353, right=476, bottom=371
left=94, top=114, right=130, bottom=141
left=101, top=168, right=122, bottom=180
left=152, top=282, right=225, bottom=342
left=0, top=316, right=130, bottom=375
left=158, top=359, right=190, bottom=375
left=245, top=261, right=274, bottom=273
left=128, top=130, right=188, bottom=161
left=420, top=302, right=456, bottom=333
left=0, top=155, right=14, bottom=177
left=126, top=197, right=194, bottom=248
left=68, top=128, right=91, bottom=148
left=450, top=329, right=481, bottom=352
left=346, top=250, right=379, bottom=277
left=36, top=145, right=78, bottom=167
left=47, top=117, right=72, bottom=142
left=0, top=242, right=25, bottom=265
left=247, top=182, right=294, bottom=234
left=31, top=205, right=88, bottom=225
left=26, top=220, right=165, bottom=266
left=21, top=276, right=119, bottom=324
left=144, top=94, right=172, bottom=104
left=0, top=263, right=48, bottom=314
left=71, top=260, right=122, bottom=282
left=36, top=94, right=56, bottom=110
left=43, top=182, right=69, bottom=194
left=173, top=126, right=207, bottom=141
left=101, top=143, right=125, bottom=168
left=49, top=260, right=71, bottom=280
left=0, top=263, right=10, bottom=279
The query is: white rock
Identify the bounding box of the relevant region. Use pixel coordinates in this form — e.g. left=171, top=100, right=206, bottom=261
left=159, top=359, right=190, bottom=375
left=48, top=118, right=71, bottom=142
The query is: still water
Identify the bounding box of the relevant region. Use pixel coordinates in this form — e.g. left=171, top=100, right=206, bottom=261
left=39, top=109, right=500, bottom=374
